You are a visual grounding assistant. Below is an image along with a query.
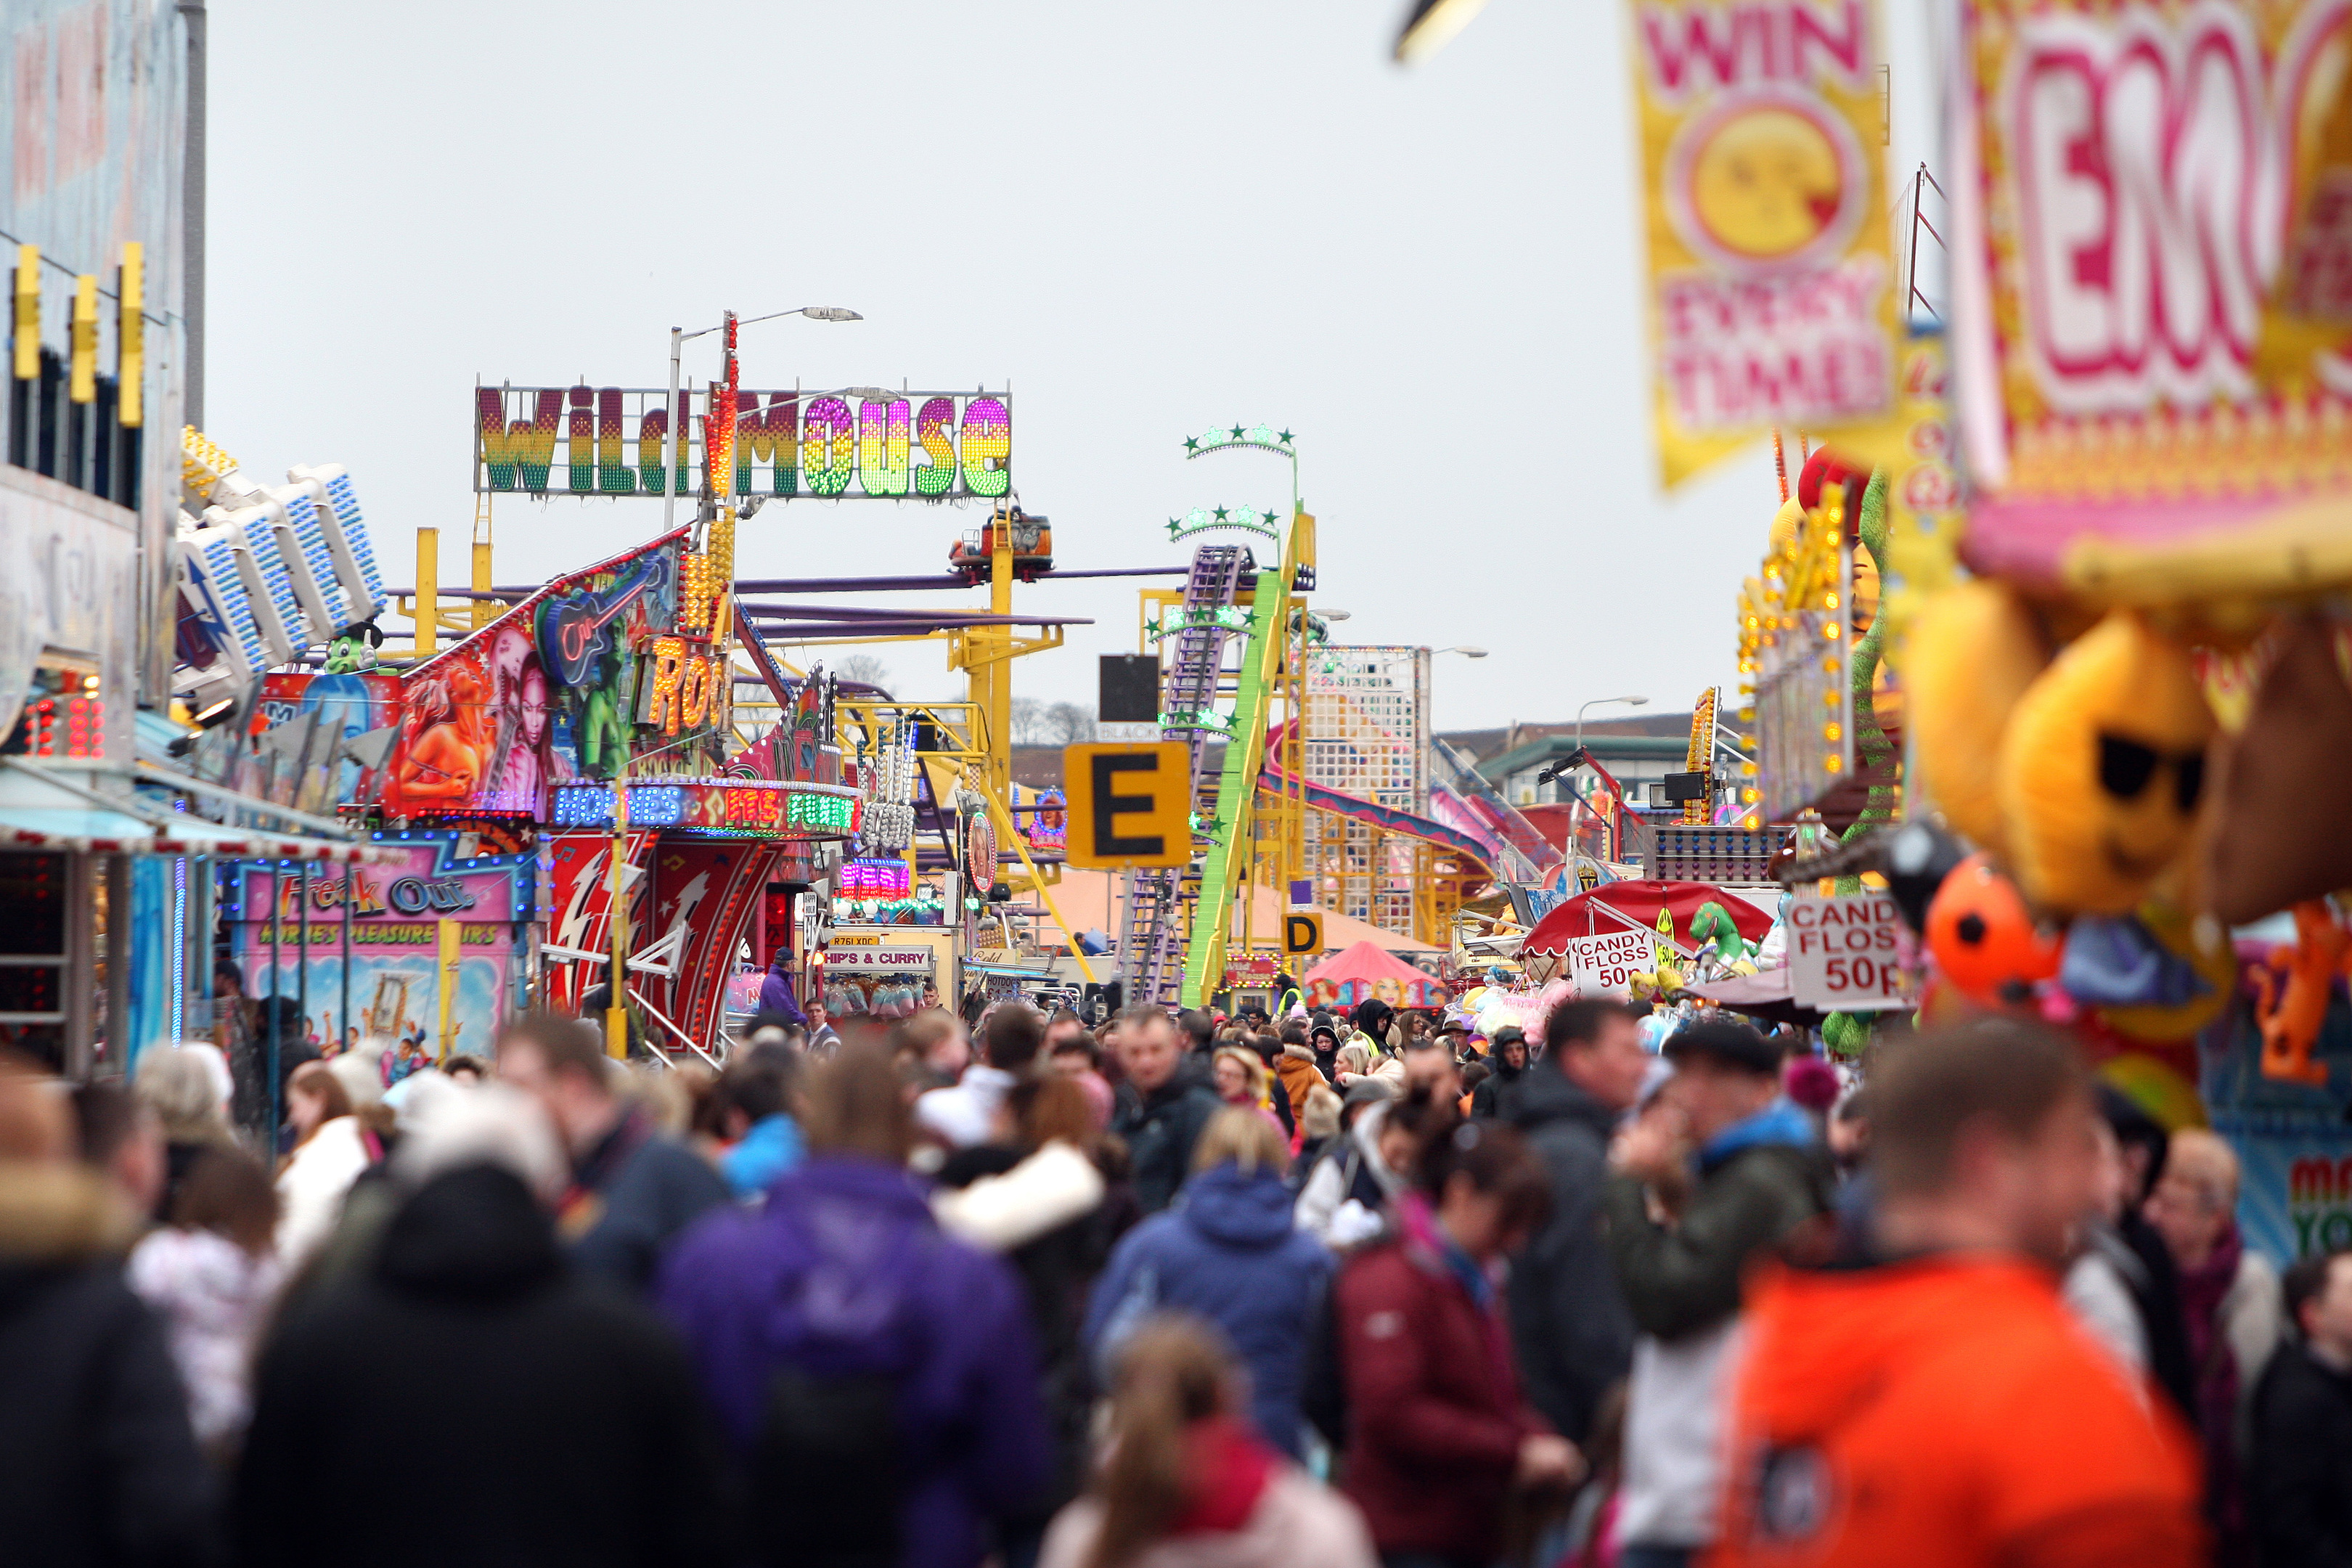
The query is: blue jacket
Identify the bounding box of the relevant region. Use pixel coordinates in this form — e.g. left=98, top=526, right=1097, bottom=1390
left=1083, top=1161, right=1334, bottom=1458
left=719, top=1113, right=803, bottom=1200
left=659, top=1156, right=1052, bottom=1568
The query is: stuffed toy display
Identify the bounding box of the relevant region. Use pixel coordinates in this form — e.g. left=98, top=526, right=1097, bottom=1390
left=2251, top=900, right=2349, bottom=1086
left=2205, top=616, right=2352, bottom=925
left=1909, top=580, right=2049, bottom=857
left=1924, top=854, right=2064, bottom=1009
left=1996, top=609, right=2215, bottom=917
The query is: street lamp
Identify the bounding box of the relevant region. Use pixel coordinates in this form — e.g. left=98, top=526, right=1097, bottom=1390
left=1437, top=646, right=1489, bottom=658
left=1320, top=609, right=1352, bottom=621
left=661, top=306, right=862, bottom=532
left=1574, top=693, right=1649, bottom=778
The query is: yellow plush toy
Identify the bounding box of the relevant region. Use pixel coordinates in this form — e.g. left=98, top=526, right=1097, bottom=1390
left=1909, top=579, right=2049, bottom=855
left=1996, top=611, right=2216, bottom=916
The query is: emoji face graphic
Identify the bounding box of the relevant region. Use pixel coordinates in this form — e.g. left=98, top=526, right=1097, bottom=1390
left=1667, top=90, right=1863, bottom=274
left=1690, top=107, right=1843, bottom=258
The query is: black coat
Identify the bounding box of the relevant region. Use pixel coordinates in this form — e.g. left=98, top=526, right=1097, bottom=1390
left=0, top=1167, right=215, bottom=1568
left=566, top=1107, right=731, bottom=1294
left=1111, top=1066, right=1222, bottom=1216
left=236, top=1166, right=724, bottom=1568
left=2118, top=1207, right=2202, bottom=1431
left=1504, top=1067, right=1636, bottom=1443
left=2252, top=1339, right=2352, bottom=1568
left=1470, top=1057, right=1524, bottom=1120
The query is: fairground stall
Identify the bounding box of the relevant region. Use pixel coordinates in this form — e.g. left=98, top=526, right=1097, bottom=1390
left=237, top=527, right=859, bottom=1059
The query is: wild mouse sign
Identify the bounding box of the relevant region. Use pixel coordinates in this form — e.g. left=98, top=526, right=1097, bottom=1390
left=1788, top=891, right=1912, bottom=1010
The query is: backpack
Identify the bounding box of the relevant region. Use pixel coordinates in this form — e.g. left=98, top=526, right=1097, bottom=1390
left=752, top=1365, right=903, bottom=1568
left=1300, top=1258, right=1350, bottom=1452
left=746, top=1229, right=936, bottom=1567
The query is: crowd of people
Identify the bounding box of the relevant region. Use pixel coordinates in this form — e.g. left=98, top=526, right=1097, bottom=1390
left=1, top=988, right=2348, bottom=1568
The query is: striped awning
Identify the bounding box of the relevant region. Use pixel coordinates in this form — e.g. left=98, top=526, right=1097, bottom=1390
left=0, top=764, right=394, bottom=862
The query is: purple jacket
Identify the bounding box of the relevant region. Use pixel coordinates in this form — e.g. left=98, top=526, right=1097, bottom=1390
left=658, top=1155, right=1052, bottom=1568
left=756, top=963, right=805, bottom=1024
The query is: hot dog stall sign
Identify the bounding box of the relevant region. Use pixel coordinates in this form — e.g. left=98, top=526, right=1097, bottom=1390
left=474, top=385, right=1011, bottom=500
left=1787, top=891, right=1911, bottom=1010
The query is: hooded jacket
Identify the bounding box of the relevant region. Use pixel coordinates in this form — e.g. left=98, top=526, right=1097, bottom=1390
left=1309, top=1026, right=1340, bottom=1084
left=1505, top=1066, right=1635, bottom=1444
left=1085, top=1163, right=1334, bottom=1459
left=1273, top=1042, right=1326, bottom=1123
left=1293, top=1101, right=1406, bottom=1246
left=2251, top=1336, right=2352, bottom=1568
left=1470, top=1048, right=1524, bottom=1121
left=0, top=1164, right=214, bottom=1568
left=1334, top=1196, right=1551, bottom=1559
left=237, top=1165, right=722, bottom=1568
left=1112, top=1061, right=1223, bottom=1216
left=659, top=1154, right=1053, bottom=1568
left=1713, top=1256, right=2202, bottom=1568
left=1606, top=1097, right=1833, bottom=1549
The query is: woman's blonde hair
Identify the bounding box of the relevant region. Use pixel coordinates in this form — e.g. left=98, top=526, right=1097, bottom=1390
left=1085, top=1318, right=1241, bottom=1568
left=1191, top=1105, right=1290, bottom=1177
left=1209, top=1045, right=1268, bottom=1105
left=133, top=1046, right=231, bottom=1145
left=1335, top=1041, right=1373, bottom=1077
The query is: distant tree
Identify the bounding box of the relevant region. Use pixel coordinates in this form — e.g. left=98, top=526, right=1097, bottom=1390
left=1010, top=697, right=1053, bottom=745
left=833, top=654, right=892, bottom=693
left=1046, top=702, right=1096, bottom=745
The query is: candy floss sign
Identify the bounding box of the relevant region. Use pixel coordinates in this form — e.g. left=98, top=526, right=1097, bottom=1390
left=1955, top=0, right=2352, bottom=524
left=1630, top=0, right=1902, bottom=486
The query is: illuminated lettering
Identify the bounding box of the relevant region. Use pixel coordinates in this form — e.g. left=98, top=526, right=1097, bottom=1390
left=858, top=398, right=912, bottom=497
left=567, top=385, right=596, bottom=491
left=960, top=396, right=1010, bottom=498
left=914, top=396, right=957, bottom=497
left=476, top=388, right=562, bottom=491
left=803, top=396, right=854, bottom=497
left=737, top=393, right=799, bottom=496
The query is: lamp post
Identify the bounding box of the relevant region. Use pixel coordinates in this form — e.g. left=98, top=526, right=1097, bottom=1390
left=660, top=306, right=862, bottom=536
left=1575, top=693, right=1649, bottom=768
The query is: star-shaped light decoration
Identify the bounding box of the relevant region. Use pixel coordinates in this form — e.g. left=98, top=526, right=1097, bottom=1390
left=1230, top=425, right=1246, bottom=439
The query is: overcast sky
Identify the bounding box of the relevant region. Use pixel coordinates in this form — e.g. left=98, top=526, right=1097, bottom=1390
left=205, top=0, right=1937, bottom=730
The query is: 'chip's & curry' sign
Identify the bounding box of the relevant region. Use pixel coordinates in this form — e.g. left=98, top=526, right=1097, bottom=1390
left=474, top=385, right=1011, bottom=499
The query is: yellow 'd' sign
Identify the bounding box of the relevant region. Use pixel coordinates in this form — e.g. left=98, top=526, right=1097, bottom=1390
left=1063, top=743, right=1191, bottom=868
left=1283, top=910, right=1324, bottom=956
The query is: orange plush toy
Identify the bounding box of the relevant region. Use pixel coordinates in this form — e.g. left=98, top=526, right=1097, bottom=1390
left=2253, top=901, right=2348, bottom=1087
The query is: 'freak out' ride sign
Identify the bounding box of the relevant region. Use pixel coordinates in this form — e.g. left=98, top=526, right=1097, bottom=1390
left=1628, top=0, right=1902, bottom=486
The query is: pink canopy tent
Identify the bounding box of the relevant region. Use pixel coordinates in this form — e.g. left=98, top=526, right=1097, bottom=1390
left=1522, top=879, right=1774, bottom=957
left=1303, top=940, right=1450, bottom=1008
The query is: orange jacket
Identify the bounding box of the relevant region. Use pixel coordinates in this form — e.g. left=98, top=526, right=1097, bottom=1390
left=1709, top=1254, right=2204, bottom=1568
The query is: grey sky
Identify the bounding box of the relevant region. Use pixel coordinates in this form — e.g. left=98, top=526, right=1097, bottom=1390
left=205, top=0, right=1937, bottom=730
